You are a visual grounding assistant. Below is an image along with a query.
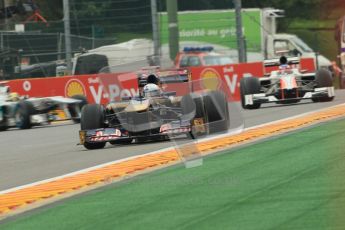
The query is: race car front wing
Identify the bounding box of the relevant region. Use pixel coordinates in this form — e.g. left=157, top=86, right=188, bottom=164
left=79, top=120, right=192, bottom=145
left=244, top=87, right=335, bottom=105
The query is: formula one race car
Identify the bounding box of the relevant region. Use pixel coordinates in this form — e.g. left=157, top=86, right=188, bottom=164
left=0, top=82, right=87, bottom=131
left=79, top=68, right=230, bottom=150
left=240, top=56, right=335, bottom=109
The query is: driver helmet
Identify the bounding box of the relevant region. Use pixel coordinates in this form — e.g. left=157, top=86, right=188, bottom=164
left=143, top=83, right=161, bottom=97
left=279, top=56, right=290, bottom=70
left=8, top=92, right=20, bottom=101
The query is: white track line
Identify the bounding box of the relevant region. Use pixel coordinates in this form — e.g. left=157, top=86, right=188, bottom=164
left=1, top=103, right=344, bottom=195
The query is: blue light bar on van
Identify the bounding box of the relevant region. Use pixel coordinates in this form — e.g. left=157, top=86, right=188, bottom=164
left=183, top=46, right=214, bottom=52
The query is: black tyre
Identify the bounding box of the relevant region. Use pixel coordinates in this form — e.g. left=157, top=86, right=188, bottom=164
left=0, top=125, right=7, bottom=131
left=181, top=94, right=196, bottom=121
left=240, top=77, right=261, bottom=109
left=204, top=91, right=230, bottom=134
left=181, top=94, right=207, bottom=138
left=110, top=139, right=133, bottom=145
left=312, top=69, right=334, bottom=102
left=15, top=100, right=34, bottom=129
left=181, top=94, right=208, bottom=120
left=193, top=96, right=207, bottom=119
left=0, top=106, right=8, bottom=131
left=81, top=104, right=106, bottom=150
left=69, top=95, right=88, bottom=123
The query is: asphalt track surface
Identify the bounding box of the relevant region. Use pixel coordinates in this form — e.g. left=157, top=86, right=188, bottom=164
left=1, top=90, right=344, bottom=191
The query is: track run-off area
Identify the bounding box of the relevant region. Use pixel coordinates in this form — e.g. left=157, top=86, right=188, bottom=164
left=1, top=95, right=345, bottom=229
left=0, top=90, right=345, bottom=222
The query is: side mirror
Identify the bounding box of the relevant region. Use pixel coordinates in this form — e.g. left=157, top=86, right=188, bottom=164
left=121, top=96, right=132, bottom=101
left=138, top=79, right=147, bottom=87
left=162, top=91, right=176, bottom=97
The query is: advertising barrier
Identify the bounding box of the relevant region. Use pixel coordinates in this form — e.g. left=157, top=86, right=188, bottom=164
left=6, top=73, right=137, bottom=105
left=159, top=9, right=263, bottom=52
left=6, top=58, right=315, bottom=104
left=190, top=62, right=264, bottom=101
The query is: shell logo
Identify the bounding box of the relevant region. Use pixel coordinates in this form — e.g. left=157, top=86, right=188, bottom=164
left=200, top=68, right=221, bottom=90
left=65, top=79, right=86, bottom=97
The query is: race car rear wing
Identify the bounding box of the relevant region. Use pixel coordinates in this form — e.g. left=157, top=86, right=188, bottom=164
left=138, top=69, right=190, bottom=87
left=264, top=56, right=316, bottom=74
left=264, top=57, right=300, bottom=67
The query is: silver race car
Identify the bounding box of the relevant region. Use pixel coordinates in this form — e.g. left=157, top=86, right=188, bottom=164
left=0, top=82, right=87, bottom=131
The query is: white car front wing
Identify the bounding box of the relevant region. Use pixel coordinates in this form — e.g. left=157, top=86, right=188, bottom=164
left=244, top=87, right=335, bottom=105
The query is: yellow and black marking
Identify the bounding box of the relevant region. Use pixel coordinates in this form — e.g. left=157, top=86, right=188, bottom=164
left=79, top=131, right=87, bottom=145
left=193, top=118, right=206, bottom=134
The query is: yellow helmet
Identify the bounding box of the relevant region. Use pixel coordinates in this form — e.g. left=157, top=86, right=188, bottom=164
left=9, top=92, right=20, bottom=101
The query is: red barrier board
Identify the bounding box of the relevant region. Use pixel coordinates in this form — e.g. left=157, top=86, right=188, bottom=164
left=7, top=73, right=138, bottom=105
left=190, top=62, right=264, bottom=101
left=5, top=59, right=313, bottom=104
left=264, top=57, right=316, bottom=74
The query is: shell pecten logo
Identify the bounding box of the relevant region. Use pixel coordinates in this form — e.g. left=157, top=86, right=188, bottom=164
left=65, top=79, right=86, bottom=97
left=200, top=68, right=221, bottom=90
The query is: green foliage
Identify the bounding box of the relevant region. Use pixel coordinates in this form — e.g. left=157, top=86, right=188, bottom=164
left=22, top=0, right=343, bottom=32
left=5, top=0, right=345, bottom=60
left=72, top=0, right=111, bottom=18
left=35, top=0, right=62, bottom=20
left=243, top=0, right=322, bottom=19
left=19, top=0, right=345, bottom=22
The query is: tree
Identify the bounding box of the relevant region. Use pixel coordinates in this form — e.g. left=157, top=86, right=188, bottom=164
left=34, top=0, right=62, bottom=20
left=72, top=0, right=111, bottom=18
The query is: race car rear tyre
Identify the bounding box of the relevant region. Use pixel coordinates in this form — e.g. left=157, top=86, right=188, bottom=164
left=240, top=77, right=261, bottom=109
left=204, top=91, right=230, bottom=134
left=15, top=100, right=34, bottom=129
left=312, top=69, right=334, bottom=102
left=68, top=95, right=88, bottom=123
left=81, top=104, right=106, bottom=149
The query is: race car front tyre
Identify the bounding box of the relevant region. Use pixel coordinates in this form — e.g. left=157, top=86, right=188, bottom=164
left=15, top=101, right=34, bottom=129
left=312, top=69, right=334, bottom=102
left=181, top=94, right=197, bottom=121
left=81, top=104, right=105, bottom=130
left=181, top=94, right=207, bottom=138
left=240, top=77, right=261, bottom=109
left=83, top=142, right=106, bottom=150
left=68, top=95, right=88, bottom=123
left=0, top=125, right=7, bottom=131
left=0, top=106, right=8, bottom=131
left=81, top=104, right=106, bottom=149
left=204, top=91, right=230, bottom=134
left=110, top=139, right=133, bottom=145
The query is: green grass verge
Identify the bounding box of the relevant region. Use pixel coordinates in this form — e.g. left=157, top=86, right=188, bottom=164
left=2, top=119, right=345, bottom=230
